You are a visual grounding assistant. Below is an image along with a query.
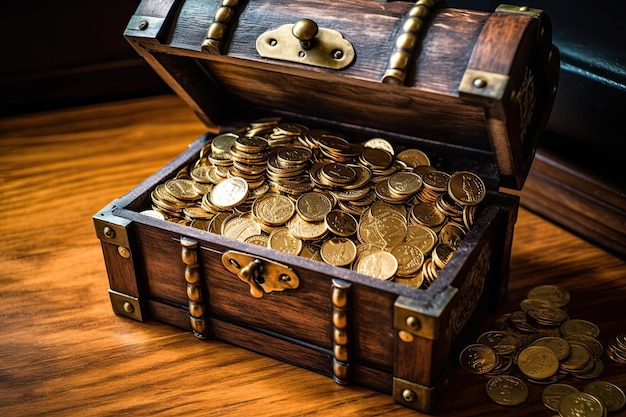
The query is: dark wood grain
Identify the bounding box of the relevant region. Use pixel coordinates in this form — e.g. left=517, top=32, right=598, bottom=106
left=1, top=94, right=624, bottom=416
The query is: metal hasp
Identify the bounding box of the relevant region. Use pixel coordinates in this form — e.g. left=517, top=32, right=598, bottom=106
left=256, top=19, right=355, bottom=70
left=221, top=251, right=300, bottom=298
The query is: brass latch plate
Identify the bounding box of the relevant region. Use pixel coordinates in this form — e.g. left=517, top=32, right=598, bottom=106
left=256, top=20, right=355, bottom=70
left=222, top=251, right=300, bottom=298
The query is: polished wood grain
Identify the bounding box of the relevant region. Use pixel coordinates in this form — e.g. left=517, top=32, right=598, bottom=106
left=1, top=94, right=625, bottom=416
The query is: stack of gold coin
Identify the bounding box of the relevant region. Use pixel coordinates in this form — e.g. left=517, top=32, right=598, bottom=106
left=145, top=117, right=491, bottom=287
left=606, top=333, right=626, bottom=364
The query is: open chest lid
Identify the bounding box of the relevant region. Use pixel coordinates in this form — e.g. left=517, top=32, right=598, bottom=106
left=124, top=0, right=559, bottom=190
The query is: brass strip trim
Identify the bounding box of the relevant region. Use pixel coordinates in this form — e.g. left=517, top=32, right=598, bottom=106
left=201, top=0, right=246, bottom=54
left=181, top=236, right=209, bottom=339
left=382, top=0, right=442, bottom=85
left=331, top=279, right=351, bottom=385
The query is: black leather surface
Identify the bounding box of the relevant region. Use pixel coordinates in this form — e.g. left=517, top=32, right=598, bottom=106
left=447, top=0, right=626, bottom=186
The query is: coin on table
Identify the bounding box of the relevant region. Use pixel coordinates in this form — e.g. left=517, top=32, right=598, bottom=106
left=485, top=375, right=528, bottom=406
left=319, top=237, right=357, bottom=267
left=518, top=345, right=560, bottom=380
left=355, top=250, right=398, bottom=280
left=564, top=334, right=604, bottom=359
left=560, top=319, right=600, bottom=338
left=477, top=330, right=522, bottom=356
left=325, top=210, right=357, bottom=237
left=526, top=303, right=568, bottom=326
left=447, top=171, right=486, bottom=206
left=527, top=285, right=571, bottom=308
left=296, top=191, right=334, bottom=222
left=209, top=177, right=249, bottom=209
left=560, top=342, right=592, bottom=373
left=458, top=344, right=498, bottom=375
left=559, top=392, right=605, bottom=417
left=583, top=381, right=626, bottom=412
left=268, top=227, right=302, bottom=255
left=532, top=336, right=571, bottom=361
left=541, top=383, right=580, bottom=412
left=390, top=243, right=424, bottom=277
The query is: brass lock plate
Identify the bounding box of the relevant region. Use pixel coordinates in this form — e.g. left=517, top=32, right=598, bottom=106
left=256, top=19, right=355, bottom=70
left=222, top=251, right=300, bottom=298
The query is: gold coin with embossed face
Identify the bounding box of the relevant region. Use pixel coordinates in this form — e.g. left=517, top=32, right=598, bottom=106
left=355, top=250, right=398, bottom=280
left=447, top=171, right=486, bottom=206
left=209, top=177, right=249, bottom=209
left=296, top=192, right=334, bottom=222
left=319, top=237, right=357, bottom=267
left=390, top=243, right=424, bottom=277
left=477, top=331, right=522, bottom=356
left=485, top=375, right=528, bottom=406
left=458, top=344, right=498, bottom=375
left=252, top=193, right=295, bottom=226
left=358, top=210, right=407, bottom=248
left=268, top=227, right=302, bottom=255
left=438, top=222, right=466, bottom=248
left=518, top=345, right=560, bottom=380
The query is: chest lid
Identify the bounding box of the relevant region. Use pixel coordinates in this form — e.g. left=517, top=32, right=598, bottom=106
left=124, top=0, right=559, bottom=190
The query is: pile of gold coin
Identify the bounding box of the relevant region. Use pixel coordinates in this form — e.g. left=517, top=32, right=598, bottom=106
left=143, top=117, right=487, bottom=288
left=458, top=284, right=625, bottom=414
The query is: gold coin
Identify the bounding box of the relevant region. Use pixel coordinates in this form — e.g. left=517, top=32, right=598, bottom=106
left=438, top=222, right=466, bottom=248
left=432, top=243, right=455, bottom=269
left=287, top=213, right=328, bottom=241
left=325, top=210, right=357, bottom=237
left=320, top=162, right=357, bottom=185
left=209, top=177, right=249, bottom=209
left=212, top=133, right=238, bottom=154
left=527, top=285, right=571, bottom=308
left=560, top=319, right=600, bottom=338
left=244, top=234, right=269, bottom=247
left=358, top=210, right=407, bottom=248
left=387, top=171, right=423, bottom=196
left=485, top=375, right=528, bottom=406
left=583, top=381, right=626, bottom=412
left=405, top=224, right=437, bottom=255
left=165, top=178, right=201, bottom=201
left=362, top=137, right=394, bottom=155
left=476, top=331, right=521, bottom=356
left=295, top=192, right=333, bottom=222
left=447, top=171, right=486, bottom=206
left=390, top=243, right=424, bottom=277
left=560, top=342, right=592, bottom=372
left=526, top=303, right=568, bottom=326
left=355, top=250, right=398, bottom=280
left=564, top=334, right=604, bottom=359
left=458, top=343, right=498, bottom=375
left=517, top=345, right=560, bottom=380
left=541, top=383, right=580, bottom=412
left=359, top=147, right=393, bottom=169
left=267, top=227, right=302, bottom=255
left=396, top=148, right=431, bottom=167
left=252, top=192, right=295, bottom=226
left=532, top=337, right=571, bottom=361
left=559, top=392, right=605, bottom=417
left=222, top=213, right=262, bottom=242
left=410, top=200, right=446, bottom=228
left=319, top=237, right=357, bottom=267
left=422, top=170, right=450, bottom=192
left=140, top=209, right=166, bottom=220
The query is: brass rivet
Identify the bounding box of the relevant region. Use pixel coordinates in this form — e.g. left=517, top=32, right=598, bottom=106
left=269, top=38, right=277, bottom=47
left=473, top=78, right=487, bottom=88
left=138, top=20, right=149, bottom=30
left=519, top=6, right=529, bottom=12
left=406, top=316, right=421, bottom=330
left=332, top=49, right=343, bottom=60
left=399, top=330, right=414, bottom=343
left=402, top=389, right=416, bottom=402
left=103, top=226, right=115, bottom=239
left=298, top=51, right=306, bottom=58
left=123, top=301, right=134, bottom=313
left=118, top=246, right=131, bottom=259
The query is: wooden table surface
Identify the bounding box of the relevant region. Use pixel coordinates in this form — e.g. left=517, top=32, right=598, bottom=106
left=1, top=95, right=625, bottom=416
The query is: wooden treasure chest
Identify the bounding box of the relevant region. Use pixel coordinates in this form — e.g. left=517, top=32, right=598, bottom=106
left=94, top=0, right=559, bottom=412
